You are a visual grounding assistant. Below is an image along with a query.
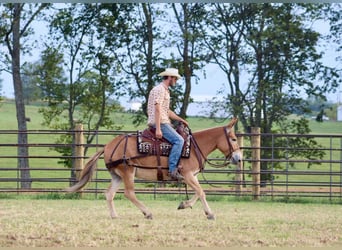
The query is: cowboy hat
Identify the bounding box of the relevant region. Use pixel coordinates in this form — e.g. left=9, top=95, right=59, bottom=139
left=159, top=68, right=181, bottom=80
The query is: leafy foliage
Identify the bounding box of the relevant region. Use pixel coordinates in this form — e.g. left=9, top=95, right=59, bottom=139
left=276, top=118, right=325, bottom=169
left=1, top=3, right=340, bottom=180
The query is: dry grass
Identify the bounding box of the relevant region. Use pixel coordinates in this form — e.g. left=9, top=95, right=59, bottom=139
left=0, top=198, right=342, bottom=247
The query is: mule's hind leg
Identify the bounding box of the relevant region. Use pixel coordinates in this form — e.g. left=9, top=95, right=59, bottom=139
left=105, top=170, right=122, bottom=219
left=121, top=169, right=153, bottom=219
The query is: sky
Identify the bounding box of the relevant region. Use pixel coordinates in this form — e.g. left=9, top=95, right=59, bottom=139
left=1, top=10, right=341, bottom=107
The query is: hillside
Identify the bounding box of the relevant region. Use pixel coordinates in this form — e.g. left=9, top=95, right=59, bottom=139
left=0, top=100, right=341, bottom=134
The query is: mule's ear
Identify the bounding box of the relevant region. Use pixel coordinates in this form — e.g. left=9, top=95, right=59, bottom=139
left=227, top=117, right=238, bottom=128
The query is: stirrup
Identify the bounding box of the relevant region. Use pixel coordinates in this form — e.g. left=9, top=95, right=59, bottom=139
left=169, top=169, right=183, bottom=181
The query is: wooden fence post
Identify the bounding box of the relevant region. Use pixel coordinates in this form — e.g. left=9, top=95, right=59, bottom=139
left=74, top=123, right=84, bottom=181
left=235, top=133, right=243, bottom=195
left=251, top=127, right=260, bottom=200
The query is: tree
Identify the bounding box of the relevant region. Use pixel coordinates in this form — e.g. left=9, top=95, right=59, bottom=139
left=21, top=62, right=44, bottom=104
left=0, top=78, right=3, bottom=96
left=97, top=3, right=167, bottom=126
left=239, top=4, right=338, bottom=184
left=202, top=3, right=247, bottom=130
left=325, top=3, right=342, bottom=94
left=204, top=3, right=339, bottom=184
left=38, top=4, right=123, bottom=184
left=0, top=79, right=3, bottom=105
left=96, top=3, right=213, bottom=123
left=170, top=3, right=210, bottom=118
left=0, top=3, right=49, bottom=188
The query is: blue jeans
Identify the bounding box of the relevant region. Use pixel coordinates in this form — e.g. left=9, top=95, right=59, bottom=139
left=159, top=123, right=184, bottom=172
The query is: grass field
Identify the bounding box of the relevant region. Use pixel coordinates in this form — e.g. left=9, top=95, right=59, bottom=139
left=0, top=198, right=342, bottom=247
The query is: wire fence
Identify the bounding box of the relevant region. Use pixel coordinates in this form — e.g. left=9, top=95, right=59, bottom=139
left=0, top=129, right=341, bottom=202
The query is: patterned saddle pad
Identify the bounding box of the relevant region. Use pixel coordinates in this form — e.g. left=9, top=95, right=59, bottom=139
left=137, top=124, right=191, bottom=158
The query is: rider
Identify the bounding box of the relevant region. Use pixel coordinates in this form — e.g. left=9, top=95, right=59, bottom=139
left=147, top=68, right=189, bottom=180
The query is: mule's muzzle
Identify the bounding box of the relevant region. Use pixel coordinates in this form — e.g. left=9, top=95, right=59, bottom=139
left=230, top=151, right=242, bottom=165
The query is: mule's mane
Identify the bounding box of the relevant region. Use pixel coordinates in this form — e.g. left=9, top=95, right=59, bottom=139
left=192, top=125, right=227, bottom=135
left=192, top=117, right=237, bottom=136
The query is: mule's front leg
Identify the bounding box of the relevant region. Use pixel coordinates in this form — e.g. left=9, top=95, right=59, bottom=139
left=184, top=175, right=215, bottom=220
left=200, top=192, right=215, bottom=220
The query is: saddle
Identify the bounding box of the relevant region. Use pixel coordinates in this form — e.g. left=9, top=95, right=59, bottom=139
left=137, top=123, right=191, bottom=158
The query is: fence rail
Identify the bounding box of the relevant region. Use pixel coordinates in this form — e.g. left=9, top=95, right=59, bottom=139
left=0, top=129, right=341, bottom=201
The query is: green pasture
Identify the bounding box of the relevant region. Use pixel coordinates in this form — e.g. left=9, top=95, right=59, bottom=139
left=0, top=101, right=342, bottom=197
left=1, top=100, right=341, bottom=132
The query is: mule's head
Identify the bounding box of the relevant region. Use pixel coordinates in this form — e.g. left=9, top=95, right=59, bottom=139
left=217, top=117, right=242, bottom=165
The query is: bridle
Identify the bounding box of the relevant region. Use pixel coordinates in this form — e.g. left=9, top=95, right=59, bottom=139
left=190, top=126, right=237, bottom=170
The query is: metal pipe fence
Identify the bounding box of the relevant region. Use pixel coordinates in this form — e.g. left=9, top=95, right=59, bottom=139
left=0, top=129, right=341, bottom=202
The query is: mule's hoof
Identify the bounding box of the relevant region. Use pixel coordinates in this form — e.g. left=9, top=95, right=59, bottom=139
left=178, top=202, right=185, bottom=210
left=207, top=214, right=215, bottom=220
left=144, top=213, right=153, bottom=220
left=110, top=213, right=119, bottom=219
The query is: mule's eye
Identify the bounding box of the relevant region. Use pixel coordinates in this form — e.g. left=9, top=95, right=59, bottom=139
left=232, top=138, right=237, bottom=142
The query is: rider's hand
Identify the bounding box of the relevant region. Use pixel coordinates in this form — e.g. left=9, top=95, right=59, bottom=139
left=156, top=128, right=162, bottom=139
left=181, top=120, right=189, bottom=127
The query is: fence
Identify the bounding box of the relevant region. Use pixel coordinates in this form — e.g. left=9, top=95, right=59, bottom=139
left=0, top=127, right=341, bottom=202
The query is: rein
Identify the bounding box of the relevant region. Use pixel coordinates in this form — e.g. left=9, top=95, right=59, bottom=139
left=191, top=127, right=235, bottom=188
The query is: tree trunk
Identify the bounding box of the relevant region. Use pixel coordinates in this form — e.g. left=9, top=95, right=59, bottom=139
left=174, top=3, right=191, bottom=119
left=12, top=4, right=31, bottom=189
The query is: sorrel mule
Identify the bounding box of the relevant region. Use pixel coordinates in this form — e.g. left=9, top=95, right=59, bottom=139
left=66, top=117, right=242, bottom=220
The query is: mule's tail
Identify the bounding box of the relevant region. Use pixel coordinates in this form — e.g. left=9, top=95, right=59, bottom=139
left=65, top=148, right=105, bottom=193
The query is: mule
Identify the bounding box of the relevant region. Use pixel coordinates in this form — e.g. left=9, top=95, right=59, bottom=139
left=66, top=117, right=242, bottom=220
